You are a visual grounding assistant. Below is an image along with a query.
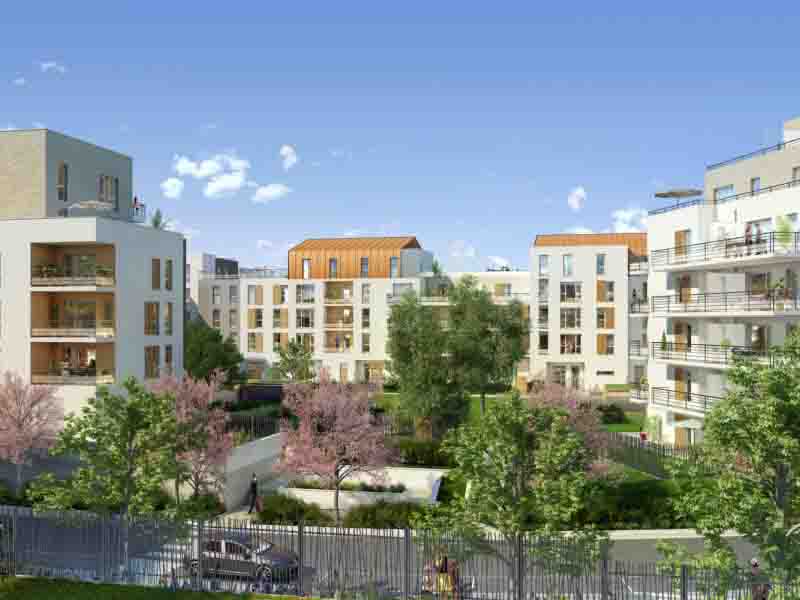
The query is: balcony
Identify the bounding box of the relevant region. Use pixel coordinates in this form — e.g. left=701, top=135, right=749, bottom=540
left=31, top=264, right=115, bottom=287
left=324, top=320, right=354, bottom=330
left=31, top=320, right=114, bottom=340
left=630, top=300, right=650, bottom=315
left=323, top=345, right=352, bottom=353
left=628, top=340, right=648, bottom=358
left=650, top=231, right=800, bottom=271
left=324, top=282, right=353, bottom=304
left=131, top=201, right=147, bottom=224
left=629, top=383, right=649, bottom=403
left=628, top=258, right=649, bottom=275
left=652, top=341, right=769, bottom=368
left=31, top=370, right=115, bottom=386
left=651, top=290, right=800, bottom=316
left=537, top=319, right=549, bottom=329
left=651, top=387, right=724, bottom=414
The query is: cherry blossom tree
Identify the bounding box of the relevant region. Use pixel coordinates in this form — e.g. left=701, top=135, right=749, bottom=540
left=276, top=371, right=394, bottom=524
left=0, top=372, right=63, bottom=495
left=149, top=371, right=234, bottom=503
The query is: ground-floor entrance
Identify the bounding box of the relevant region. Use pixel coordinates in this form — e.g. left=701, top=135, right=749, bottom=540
left=548, top=363, right=584, bottom=390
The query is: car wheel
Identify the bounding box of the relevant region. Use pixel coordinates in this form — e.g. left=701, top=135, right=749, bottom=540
left=256, top=565, right=272, bottom=581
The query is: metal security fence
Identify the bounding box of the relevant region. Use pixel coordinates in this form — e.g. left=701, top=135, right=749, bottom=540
left=226, top=414, right=281, bottom=443
left=0, top=504, right=792, bottom=599
left=604, top=432, right=704, bottom=479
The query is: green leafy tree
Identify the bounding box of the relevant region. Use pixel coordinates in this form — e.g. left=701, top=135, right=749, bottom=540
left=414, top=393, right=604, bottom=595
left=275, top=339, right=314, bottom=381
left=387, top=293, right=468, bottom=438
left=28, top=378, right=177, bottom=517
left=150, top=208, right=170, bottom=230
left=670, top=331, right=800, bottom=580
left=184, top=319, right=243, bottom=383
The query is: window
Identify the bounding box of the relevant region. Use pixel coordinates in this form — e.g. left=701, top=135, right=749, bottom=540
left=560, top=282, right=582, bottom=303
left=144, top=302, right=159, bottom=335
left=247, top=285, right=263, bottom=305
left=273, top=309, right=285, bottom=328
left=328, top=258, right=338, bottom=278
left=793, top=167, right=800, bottom=182
left=360, top=257, right=369, bottom=277
left=714, top=184, right=735, bottom=202
left=296, top=333, right=314, bottom=352
left=537, top=305, right=548, bottom=326
left=145, top=346, right=160, bottom=379
left=164, top=345, right=173, bottom=375
left=596, top=370, right=615, bottom=376
left=229, top=285, right=239, bottom=304
left=152, top=259, right=161, bottom=290
left=562, top=254, right=574, bottom=277
left=596, top=254, right=606, bottom=275
left=538, top=332, right=549, bottom=352
left=538, top=255, right=550, bottom=276
left=164, top=302, right=173, bottom=335
left=211, top=286, right=221, bottom=305
left=495, top=283, right=512, bottom=298
left=302, top=258, right=311, bottom=279
left=229, top=309, right=238, bottom=330
left=560, top=308, right=581, bottom=329
left=296, top=309, right=314, bottom=328
left=751, top=177, right=761, bottom=193
left=212, top=309, right=221, bottom=329
left=273, top=333, right=284, bottom=351
left=560, top=334, right=582, bottom=354
left=597, top=334, right=615, bottom=355
left=165, top=259, right=173, bottom=291
left=98, top=175, right=119, bottom=209
left=389, top=256, right=399, bottom=278
left=273, top=284, right=288, bottom=305
left=362, top=308, right=371, bottom=328
left=57, top=162, right=69, bottom=202
left=551, top=365, right=567, bottom=386
left=248, top=308, right=263, bottom=329
left=538, top=279, right=549, bottom=302
left=361, top=283, right=371, bottom=304
left=362, top=333, right=371, bottom=352
left=597, top=281, right=615, bottom=303
left=596, top=307, right=615, bottom=329
left=247, top=332, right=258, bottom=352
left=296, top=284, right=315, bottom=304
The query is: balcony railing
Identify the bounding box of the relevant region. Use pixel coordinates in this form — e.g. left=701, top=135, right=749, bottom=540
left=324, top=295, right=353, bottom=304
left=651, top=387, right=725, bottom=414
left=31, top=320, right=115, bottom=338
left=706, top=137, right=800, bottom=172
left=630, top=300, right=650, bottom=314
left=628, top=259, right=649, bottom=275
left=131, top=202, right=147, bottom=223
left=537, top=319, right=549, bottom=329
left=272, top=320, right=289, bottom=329
left=651, top=231, right=800, bottom=269
left=323, top=345, right=352, bottom=353
left=651, top=289, right=800, bottom=315
left=32, top=369, right=115, bottom=386
left=648, top=197, right=704, bottom=217
left=628, top=340, right=648, bottom=358
left=31, top=265, right=115, bottom=287
left=652, top=341, right=769, bottom=367
left=324, top=320, right=354, bottom=329
left=629, top=383, right=649, bottom=403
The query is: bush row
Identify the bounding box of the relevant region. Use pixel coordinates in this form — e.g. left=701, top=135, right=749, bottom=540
left=390, top=437, right=454, bottom=468
left=287, top=479, right=406, bottom=493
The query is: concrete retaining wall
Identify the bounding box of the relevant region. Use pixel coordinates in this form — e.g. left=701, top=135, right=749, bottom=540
left=222, top=433, right=283, bottom=509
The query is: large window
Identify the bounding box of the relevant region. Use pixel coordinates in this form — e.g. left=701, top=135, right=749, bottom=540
left=296, top=284, right=315, bottom=303
left=273, top=333, right=285, bottom=351
left=538, top=332, right=549, bottom=352
left=144, top=302, right=159, bottom=335
left=361, top=283, right=371, bottom=304
left=360, top=257, right=369, bottom=277
left=272, top=309, right=286, bottom=329
left=164, top=302, right=173, bottom=335
left=247, top=285, right=262, bottom=305
left=211, top=286, right=221, bottom=305
left=560, top=282, right=582, bottom=303
left=328, top=258, right=338, bottom=278
left=362, top=308, right=371, bottom=328
left=152, top=259, right=161, bottom=290
left=229, top=285, right=239, bottom=304
left=596, top=307, right=615, bottom=329
left=296, top=309, right=314, bottom=328
left=273, top=284, right=288, bottom=305
left=597, top=334, right=615, bottom=355
left=562, top=254, right=574, bottom=277
left=165, top=259, right=173, bottom=291
left=164, top=345, right=173, bottom=375
left=597, top=281, right=615, bottom=303
left=57, top=162, right=69, bottom=202
left=389, top=256, right=399, bottom=278
left=751, top=177, right=761, bottom=193
left=145, top=346, right=160, bottom=379
left=302, top=258, right=311, bottom=279
left=538, top=255, right=550, bottom=276
left=362, top=333, right=371, bottom=353
left=560, top=308, right=581, bottom=329
left=538, top=278, right=549, bottom=302
left=247, top=332, right=262, bottom=352
left=560, top=334, right=582, bottom=355
left=99, top=175, right=119, bottom=210
left=248, top=308, right=263, bottom=329
left=229, top=309, right=238, bottom=330
left=212, top=309, right=221, bottom=329
left=596, top=254, right=606, bottom=275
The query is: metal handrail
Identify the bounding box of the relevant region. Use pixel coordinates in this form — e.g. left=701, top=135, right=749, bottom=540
left=628, top=340, right=648, bottom=357
left=648, top=197, right=704, bottom=216
left=651, top=341, right=770, bottom=366
left=714, top=178, right=800, bottom=205
left=628, top=259, right=649, bottom=274
left=651, top=289, right=800, bottom=314
left=651, top=387, right=724, bottom=414
left=706, top=137, right=800, bottom=171
left=630, top=300, right=650, bottom=314
left=650, top=230, right=800, bottom=268
left=32, top=319, right=115, bottom=336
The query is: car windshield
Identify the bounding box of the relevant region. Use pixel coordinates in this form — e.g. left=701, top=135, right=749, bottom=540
left=255, top=542, right=275, bottom=555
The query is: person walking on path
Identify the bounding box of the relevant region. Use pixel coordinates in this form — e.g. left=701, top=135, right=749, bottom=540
left=247, top=473, right=259, bottom=514
left=750, top=558, right=771, bottom=600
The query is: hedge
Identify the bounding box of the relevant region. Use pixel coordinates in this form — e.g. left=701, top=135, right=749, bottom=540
left=287, top=479, right=406, bottom=493
left=257, top=491, right=333, bottom=526
left=342, top=501, right=424, bottom=529
left=596, top=403, right=627, bottom=425
left=390, top=437, right=454, bottom=468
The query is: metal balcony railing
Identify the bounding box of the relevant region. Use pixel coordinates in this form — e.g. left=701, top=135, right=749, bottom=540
left=628, top=382, right=649, bottom=403
left=651, top=289, right=800, bottom=314
left=323, top=345, right=352, bottom=353
left=648, top=197, right=704, bottom=216
left=651, top=341, right=769, bottom=366
left=628, top=340, right=648, bottom=357
left=651, top=231, right=800, bottom=269
left=31, top=265, right=115, bottom=287
left=651, top=387, right=725, bottom=414
left=131, top=202, right=147, bottom=223
left=630, top=300, right=650, bottom=314
left=323, top=320, right=354, bottom=329
left=31, top=319, right=115, bottom=338
left=706, top=137, right=800, bottom=172
left=537, top=318, right=549, bottom=329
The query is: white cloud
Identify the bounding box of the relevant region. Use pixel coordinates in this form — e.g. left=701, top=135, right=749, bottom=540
left=567, top=186, right=586, bottom=213
left=487, top=256, right=511, bottom=269
left=449, top=239, right=477, bottom=259
left=173, top=153, right=249, bottom=179
left=611, top=207, right=648, bottom=232
left=160, top=177, right=185, bottom=199
left=205, top=171, right=248, bottom=199
left=256, top=240, right=274, bottom=250
left=32, top=121, right=45, bottom=129
left=12, top=77, right=26, bottom=86
left=165, top=220, right=200, bottom=239
left=279, top=144, right=298, bottom=171
left=256, top=239, right=295, bottom=255
left=565, top=226, right=594, bottom=234
left=252, top=183, right=292, bottom=204
left=39, top=61, right=67, bottom=74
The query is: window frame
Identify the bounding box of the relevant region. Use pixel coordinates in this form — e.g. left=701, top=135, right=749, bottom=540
left=562, top=254, right=574, bottom=277
left=596, top=253, right=606, bottom=275
left=538, top=255, right=550, bottom=276
left=144, top=302, right=160, bottom=335
left=57, top=162, right=69, bottom=202
left=165, top=259, right=173, bottom=291
left=389, top=256, right=400, bottom=278
left=328, top=258, right=338, bottom=279
left=360, top=257, right=369, bottom=277
left=151, top=258, right=161, bottom=291
left=559, top=334, right=582, bottom=355
left=560, top=307, right=581, bottom=329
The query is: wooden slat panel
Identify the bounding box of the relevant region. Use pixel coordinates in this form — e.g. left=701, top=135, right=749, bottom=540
left=248, top=309, right=257, bottom=329
left=254, top=333, right=263, bottom=353
left=289, top=245, right=404, bottom=279
left=254, top=285, right=263, bottom=306
left=597, top=334, right=607, bottom=355
left=534, top=233, right=647, bottom=257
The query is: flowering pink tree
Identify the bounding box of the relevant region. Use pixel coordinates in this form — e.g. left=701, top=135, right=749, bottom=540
left=149, top=372, right=234, bottom=502
left=276, top=371, right=394, bottom=524
left=0, top=372, right=63, bottom=495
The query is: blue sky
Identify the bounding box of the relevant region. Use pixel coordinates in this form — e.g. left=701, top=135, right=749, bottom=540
left=3, top=4, right=800, bottom=270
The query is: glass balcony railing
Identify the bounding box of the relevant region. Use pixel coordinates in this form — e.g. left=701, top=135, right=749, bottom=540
left=31, top=264, right=115, bottom=287
left=31, top=319, right=114, bottom=338
left=651, top=231, right=800, bottom=269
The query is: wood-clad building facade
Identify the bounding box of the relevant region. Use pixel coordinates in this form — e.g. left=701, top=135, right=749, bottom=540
left=287, top=236, right=422, bottom=279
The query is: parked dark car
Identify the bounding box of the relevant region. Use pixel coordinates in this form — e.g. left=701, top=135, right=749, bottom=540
left=184, top=536, right=299, bottom=587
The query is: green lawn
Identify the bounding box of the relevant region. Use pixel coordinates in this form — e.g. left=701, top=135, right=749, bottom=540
left=604, top=383, right=631, bottom=393
left=602, top=411, right=645, bottom=433
left=0, top=578, right=300, bottom=600
left=375, top=392, right=512, bottom=424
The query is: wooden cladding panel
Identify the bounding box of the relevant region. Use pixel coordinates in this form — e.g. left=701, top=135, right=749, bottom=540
left=534, top=232, right=647, bottom=257
left=288, top=247, right=400, bottom=279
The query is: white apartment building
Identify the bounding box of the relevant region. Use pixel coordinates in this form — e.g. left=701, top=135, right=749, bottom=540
left=645, top=116, right=800, bottom=446
left=192, top=237, right=531, bottom=386
left=0, top=129, right=185, bottom=415
left=529, top=233, right=648, bottom=392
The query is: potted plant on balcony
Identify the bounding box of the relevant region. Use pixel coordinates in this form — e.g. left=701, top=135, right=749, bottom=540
left=660, top=331, right=667, bottom=352
left=772, top=278, right=788, bottom=311
left=775, top=215, right=793, bottom=255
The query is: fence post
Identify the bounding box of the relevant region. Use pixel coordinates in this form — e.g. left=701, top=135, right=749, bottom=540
left=11, top=508, right=17, bottom=577
left=680, top=564, right=689, bottom=600
left=298, top=520, right=304, bottom=595
left=600, top=541, right=610, bottom=600
left=403, top=528, right=411, bottom=600
left=196, top=519, right=204, bottom=592
left=516, top=534, right=524, bottom=600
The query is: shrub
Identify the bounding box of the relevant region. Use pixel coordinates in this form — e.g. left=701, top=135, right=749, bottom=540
left=382, top=377, right=400, bottom=392
left=467, top=382, right=510, bottom=395
left=257, top=491, right=333, bottom=525
left=596, top=403, right=627, bottom=425
left=435, top=473, right=466, bottom=504
left=391, top=437, right=453, bottom=467
left=287, top=479, right=406, bottom=493
left=343, top=501, right=423, bottom=528
left=180, top=493, right=225, bottom=519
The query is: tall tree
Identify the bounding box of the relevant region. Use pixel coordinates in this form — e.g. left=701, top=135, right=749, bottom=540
left=29, top=378, right=176, bottom=517
left=275, top=339, right=314, bottom=381
left=275, top=374, right=393, bottom=524
left=670, top=330, right=800, bottom=579
left=387, top=293, right=468, bottom=437
left=184, top=319, right=244, bottom=384
left=0, top=373, right=63, bottom=496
